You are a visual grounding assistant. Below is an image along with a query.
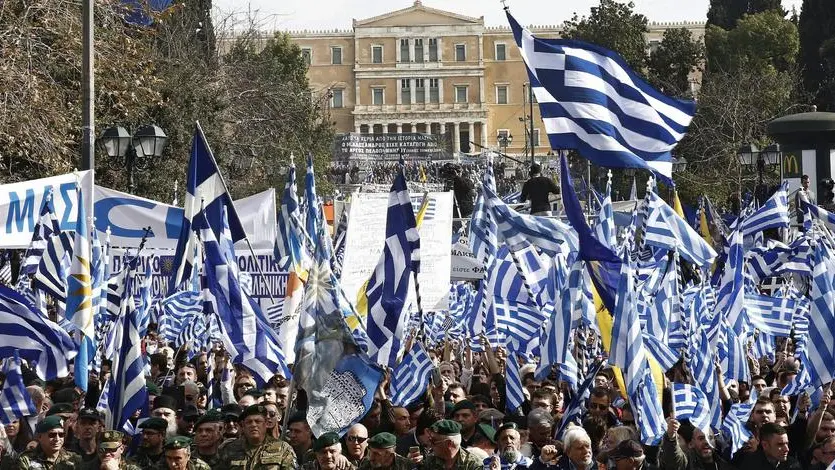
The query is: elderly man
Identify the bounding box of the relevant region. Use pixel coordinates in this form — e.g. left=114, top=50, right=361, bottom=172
left=217, top=404, right=296, bottom=469
left=302, top=433, right=355, bottom=470
left=151, top=395, right=180, bottom=438
left=529, top=426, right=593, bottom=470
left=423, top=420, right=482, bottom=469
left=159, top=437, right=210, bottom=470
left=17, top=416, right=81, bottom=469
left=523, top=409, right=555, bottom=459
left=134, top=417, right=168, bottom=468
left=191, top=411, right=223, bottom=467
left=485, top=422, right=533, bottom=469
left=358, top=433, right=411, bottom=470
left=343, top=424, right=369, bottom=467
left=662, top=417, right=735, bottom=470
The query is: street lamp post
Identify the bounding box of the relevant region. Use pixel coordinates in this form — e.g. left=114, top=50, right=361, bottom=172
left=497, top=132, right=513, bottom=163
left=99, top=125, right=169, bottom=193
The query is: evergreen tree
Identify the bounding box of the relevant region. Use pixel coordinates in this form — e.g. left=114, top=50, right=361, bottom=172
left=562, top=0, right=649, bottom=73
left=798, top=0, right=835, bottom=110
left=648, top=28, right=705, bottom=98
left=707, top=0, right=785, bottom=30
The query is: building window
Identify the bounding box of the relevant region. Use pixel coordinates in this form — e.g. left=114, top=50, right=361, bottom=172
left=455, top=85, right=468, bottom=103
left=496, top=85, right=508, bottom=104
left=415, top=78, right=425, bottom=103
left=428, top=38, right=438, bottom=62
left=495, top=43, right=507, bottom=61
left=532, top=129, right=541, bottom=147
left=301, top=48, right=312, bottom=66
left=400, top=39, right=410, bottom=62
left=331, top=47, right=342, bottom=65
left=429, top=78, right=439, bottom=103
left=415, top=39, right=424, bottom=63
left=455, top=44, right=466, bottom=62
left=497, top=129, right=510, bottom=140
left=401, top=79, right=411, bottom=105
left=372, top=45, right=383, bottom=64
left=331, top=89, right=343, bottom=108
left=372, top=87, right=384, bottom=105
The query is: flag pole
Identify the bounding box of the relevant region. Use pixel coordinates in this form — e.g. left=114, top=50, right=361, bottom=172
left=193, top=121, right=276, bottom=306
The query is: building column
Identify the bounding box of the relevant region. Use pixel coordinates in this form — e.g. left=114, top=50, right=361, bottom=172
left=410, top=79, right=417, bottom=106
left=453, top=122, right=461, bottom=155
left=410, top=122, right=417, bottom=134
left=396, top=123, right=403, bottom=134
left=467, top=122, right=474, bottom=152
left=481, top=121, right=488, bottom=149
left=382, top=124, right=388, bottom=134
left=440, top=122, right=446, bottom=136
left=355, top=124, right=361, bottom=134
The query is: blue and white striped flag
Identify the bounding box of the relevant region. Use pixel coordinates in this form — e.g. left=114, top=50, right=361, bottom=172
left=747, top=237, right=812, bottom=283
left=0, top=351, right=37, bottom=425
left=556, top=360, right=604, bottom=439
left=390, top=342, right=433, bottom=407
left=19, top=189, right=61, bottom=279
left=740, top=182, right=789, bottom=236
left=803, top=200, right=835, bottom=232
left=159, top=290, right=203, bottom=345
left=505, top=354, right=525, bottom=414
left=507, top=11, right=696, bottom=182
left=805, top=239, right=835, bottom=387
left=671, top=383, right=711, bottom=435
left=722, top=400, right=755, bottom=457
left=595, top=178, right=617, bottom=249
left=136, top=264, right=153, bottom=338
left=642, top=333, right=679, bottom=371
left=715, top=229, right=747, bottom=334
left=33, top=232, right=73, bottom=305
left=644, top=192, right=717, bottom=267
left=719, top=321, right=750, bottom=382
left=689, top=329, right=722, bottom=430
left=744, top=293, right=795, bottom=337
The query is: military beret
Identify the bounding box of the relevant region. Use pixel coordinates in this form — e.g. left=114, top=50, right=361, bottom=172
left=194, top=410, right=223, bottom=428
left=478, top=408, right=505, bottom=422
left=146, top=382, right=161, bottom=396
left=478, top=423, right=496, bottom=444
left=221, top=403, right=243, bottom=420
left=139, top=417, right=169, bottom=433
left=451, top=400, right=476, bottom=414
left=430, top=419, right=462, bottom=436
left=153, top=394, right=178, bottom=411
left=287, top=411, right=307, bottom=425
left=312, top=432, right=341, bottom=452
left=46, top=402, right=73, bottom=416
left=164, top=436, right=193, bottom=451
left=51, top=388, right=80, bottom=404
left=243, top=388, right=264, bottom=399
left=179, top=404, right=201, bottom=418
left=239, top=404, right=266, bottom=421
left=77, top=407, right=103, bottom=422
left=610, top=439, right=644, bottom=460
left=367, top=432, right=397, bottom=449
left=98, top=430, right=124, bottom=450
left=35, top=415, right=64, bottom=434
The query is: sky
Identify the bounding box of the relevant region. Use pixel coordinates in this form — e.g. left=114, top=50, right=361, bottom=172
left=212, top=0, right=804, bottom=32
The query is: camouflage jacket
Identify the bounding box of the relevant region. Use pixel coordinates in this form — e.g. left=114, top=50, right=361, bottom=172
left=216, top=436, right=296, bottom=470
left=191, top=448, right=221, bottom=468
left=78, top=458, right=141, bottom=470
left=16, top=447, right=81, bottom=470
left=357, top=454, right=415, bottom=470
left=153, top=457, right=212, bottom=470
left=421, top=448, right=483, bottom=470
left=301, top=455, right=356, bottom=470
left=130, top=449, right=164, bottom=469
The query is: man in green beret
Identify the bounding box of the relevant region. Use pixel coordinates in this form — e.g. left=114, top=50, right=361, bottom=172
left=216, top=404, right=296, bottom=469
left=358, top=432, right=412, bottom=470
left=422, top=420, right=482, bottom=470
left=191, top=411, right=223, bottom=467
left=133, top=417, right=168, bottom=468
left=301, top=433, right=354, bottom=470
left=157, top=437, right=210, bottom=470
left=78, top=430, right=141, bottom=470
left=17, top=416, right=81, bottom=469
left=451, top=400, right=486, bottom=449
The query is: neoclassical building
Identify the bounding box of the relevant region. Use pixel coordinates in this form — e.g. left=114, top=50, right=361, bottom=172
left=286, top=0, right=705, bottom=158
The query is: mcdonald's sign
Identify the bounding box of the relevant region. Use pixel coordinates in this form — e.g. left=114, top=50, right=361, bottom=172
left=783, top=151, right=802, bottom=178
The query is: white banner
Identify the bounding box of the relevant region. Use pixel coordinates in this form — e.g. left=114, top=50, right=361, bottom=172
left=341, top=191, right=453, bottom=312
left=451, top=240, right=485, bottom=281
left=0, top=171, right=94, bottom=248
left=94, top=186, right=277, bottom=251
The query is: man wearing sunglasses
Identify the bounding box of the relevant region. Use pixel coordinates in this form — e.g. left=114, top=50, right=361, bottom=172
left=82, top=430, right=141, bottom=470
left=17, top=416, right=81, bottom=469
left=217, top=404, right=296, bottom=469
left=343, top=424, right=369, bottom=467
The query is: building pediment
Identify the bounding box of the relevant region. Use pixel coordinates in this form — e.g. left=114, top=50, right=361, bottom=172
left=354, top=1, right=483, bottom=28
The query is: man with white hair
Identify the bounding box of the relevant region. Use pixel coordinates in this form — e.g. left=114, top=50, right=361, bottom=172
left=528, top=426, right=593, bottom=470
left=423, top=420, right=482, bottom=469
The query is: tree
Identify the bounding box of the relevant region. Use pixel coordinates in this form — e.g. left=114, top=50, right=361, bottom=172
left=648, top=28, right=705, bottom=98
left=798, top=0, right=835, bottom=110
left=705, top=10, right=799, bottom=74
left=707, top=0, right=785, bottom=30
left=562, top=0, right=649, bottom=73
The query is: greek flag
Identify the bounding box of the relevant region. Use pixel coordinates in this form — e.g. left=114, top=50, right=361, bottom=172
left=136, top=264, right=153, bottom=337
left=556, top=361, right=604, bottom=439
left=689, top=329, right=722, bottom=430
left=506, top=11, right=696, bottom=182
left=364, top=167, right=420, bottom=368
left=722, top=400, right=755, bottom=457
left=747, top=237, right=812, bottom=283
left=806, top=239, right=835, bottom=387
left=332, top=207, right=349, bottom=278
left=502, top=190, right=522, bottom=204
left=537, top=261, right=571, bottom=381
left=390, top=342, right=433, bottom=407
left=170, top=124, right=246, bottom=293
left=104, top=256, right=147, bottom=432
left=639, top=254, right=678, bottom=342
left=803, top=200, right=835, bottom=232
left=20, top=189, right=61, bottom=278
left=644, top=191, right=717, bottom=267
left=740, top=182, right=789, bottom=236
left=715, top=229, right=747, bottom=333
left=505, top=354, right=525, bottom=414
left=719, top=321, right=751, bottom=382
left=595, top=179, right=617, bottom=249
left=33, top=232, right=73, bottom=304
left=0, top=286, right=76, bottom=379
left=671, top=383, right=711, bottom=435
left=0, top=351, right=37, bottom=425
left=643, top=333, right=679, bottom=371
left=159, top=290, right=203, bottom=345
left=745, top=293, right=795, bottom=337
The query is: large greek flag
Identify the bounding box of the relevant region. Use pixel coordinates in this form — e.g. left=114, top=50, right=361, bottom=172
left=507, top=11, right=696, bottom=182
left=390, top=342, right=433, bottom=407
left=0, top=351, right=37, bottom=425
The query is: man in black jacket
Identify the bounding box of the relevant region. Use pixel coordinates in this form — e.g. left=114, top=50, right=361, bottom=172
left=740, top=423, right=801, bottom=470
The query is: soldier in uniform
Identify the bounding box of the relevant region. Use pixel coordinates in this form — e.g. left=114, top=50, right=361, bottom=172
left=66, top=409, right=102, bottom=463
left=17, top=415, right=81, bottom=470
left=158, top=437, right=210, bottom=470
left=358, top=432, right=414, bottom=470
left=191, top=411, right=223, bottom=467
left=79, top=430, right=141, bottom=470
left=421, top=420, right=483, bottom=470
left=132, top=417, right=167, bottom=468
left=301, top=433, right=355, bottom=470
left=216, top=404, right=296, bottom=469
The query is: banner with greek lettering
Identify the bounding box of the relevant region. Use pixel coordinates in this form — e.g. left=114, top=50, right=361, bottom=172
left=94, top=186, right=276, bottom=251
left=0, top=171, right=94, bottom=248
left=341, top=191, right=453, bottom=312
left=451, top=238, right=485, bottom=281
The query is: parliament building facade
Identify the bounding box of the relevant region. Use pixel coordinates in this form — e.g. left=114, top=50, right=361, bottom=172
left=284, top=1, right=705, bottom=158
